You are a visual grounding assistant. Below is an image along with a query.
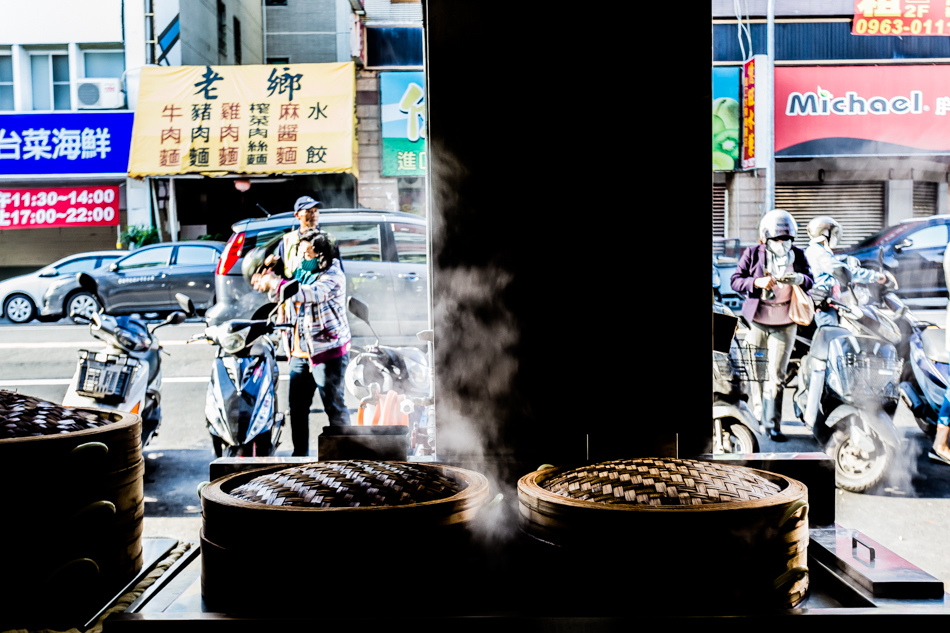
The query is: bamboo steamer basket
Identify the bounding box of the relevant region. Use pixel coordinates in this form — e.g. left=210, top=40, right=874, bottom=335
left=200, top=459, right=491, bottom=615
left=517, top=457, right=809, bottom=614
left=0, top=390, right=144, bottom=631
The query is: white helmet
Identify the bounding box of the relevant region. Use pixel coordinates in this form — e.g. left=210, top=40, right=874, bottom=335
left=758, top=209, right=798, bottom=242
left=806, top=215, right=841, bottom=248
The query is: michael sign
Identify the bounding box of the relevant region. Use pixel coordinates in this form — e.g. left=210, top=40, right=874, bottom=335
left=786, top=89, right=924, bottom=116
left=776, top=65, right=950, bottom=157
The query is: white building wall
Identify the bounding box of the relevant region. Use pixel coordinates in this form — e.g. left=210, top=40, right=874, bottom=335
left=0, top=0, right=124, bottom=43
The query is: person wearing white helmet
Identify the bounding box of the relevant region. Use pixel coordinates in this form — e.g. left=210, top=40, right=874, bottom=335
left=731, top=209, right=814, bottom=442
left=804, top=215, right=885, bottom=327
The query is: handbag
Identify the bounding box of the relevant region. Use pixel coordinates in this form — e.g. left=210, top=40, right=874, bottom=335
left=789, top=284, right=815, bottom=326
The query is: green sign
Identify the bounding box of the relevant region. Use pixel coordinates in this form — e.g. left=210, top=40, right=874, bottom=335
left=380, top=72, right=425, bottom=177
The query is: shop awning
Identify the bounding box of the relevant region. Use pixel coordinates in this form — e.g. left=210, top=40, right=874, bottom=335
left=127, top=63, right=357, bottom=179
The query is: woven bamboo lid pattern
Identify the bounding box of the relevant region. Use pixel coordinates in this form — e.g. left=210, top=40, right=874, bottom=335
left=540, top=457, right=783, bottom=506
left=228, top=460, right=466, bottom=508
left=0, top=390, right=114, bottom=439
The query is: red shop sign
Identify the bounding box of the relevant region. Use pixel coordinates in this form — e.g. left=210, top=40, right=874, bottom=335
left=0, top=185, right=120, bottom=230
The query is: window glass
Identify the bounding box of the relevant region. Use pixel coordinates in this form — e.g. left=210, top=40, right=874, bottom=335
left=31, top=55, right=50, bottom=110
left=84, top=52, right=125, bottom=78
left=392, top=223, right=426, bottom=264
left=905, top=225, right=948, bottom=250
left=117, top=246, right=173, bottom=270
left=0, top=56, right=12, bottom=111
left=326, top=223, right=382, bottom=261
left=31, top=53, right=70, bottom=110
left=97, top=255, right=122, bottom=268
left=176, top=246, right=220, bottom=266
left=56, top=258, right=100, bottom=274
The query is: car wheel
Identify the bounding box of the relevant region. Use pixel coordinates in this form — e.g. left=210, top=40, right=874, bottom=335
left=3, top=294, right=35, bottom=324
left=66, top=292, right=100, bottom=320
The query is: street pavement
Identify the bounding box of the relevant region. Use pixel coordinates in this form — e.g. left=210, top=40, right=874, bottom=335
left=4, top=305, right=950, bottom=589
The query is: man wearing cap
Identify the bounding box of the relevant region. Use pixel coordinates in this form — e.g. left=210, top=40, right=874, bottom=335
left=270, top=195, right=349, bottom=456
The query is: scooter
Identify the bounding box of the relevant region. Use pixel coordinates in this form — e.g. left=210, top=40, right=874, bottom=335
left=893, top=301, right=947, bottom=441
left=793, top=267, right=904, bottom=492
left=175, top=282, right=297, bottom=458
left=345, top=296, right=435, bottom=456
left=63, top=272, right=186, bottom=448
left=712, top=272, right=765, bottom=454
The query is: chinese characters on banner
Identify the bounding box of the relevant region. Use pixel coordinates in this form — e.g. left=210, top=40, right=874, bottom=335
left=380, top=72, right=426, bottom=177
left=0, top=112, right=133, bottom=176
left=742, top=58, right=757, bottom=170
left=127, top=63, right=357, bottom=177
left=853, top=0, right=950, bottom=35
left=0, top=185, right=120, bottom=231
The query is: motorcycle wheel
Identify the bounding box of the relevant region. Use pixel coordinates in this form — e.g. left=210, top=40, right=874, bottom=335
left=212, top=435, right=225, bottom=458
left=723, top=421, right=758, bottom=454
left=915, top=416, right=937, bottom=438
left=826, top=425, right=891, bottom=493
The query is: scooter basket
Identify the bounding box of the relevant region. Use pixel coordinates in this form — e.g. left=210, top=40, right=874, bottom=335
left=75, top=351, right=139, bottom=401
left=835, top=352, right=902, bottom=403
left=713, top=346, right=768, bottom=383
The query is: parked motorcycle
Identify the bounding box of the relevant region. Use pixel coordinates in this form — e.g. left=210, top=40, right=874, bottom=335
left=175, top=282, right=297, bottom=458
left=712, top=301, right=766, bottom=454
left=63, top=272, right=186, bottom=448
left=345, top=296, right=435, bottom=457
left=793, top=267, right=904, bottom=492
left=893, top=300, right=948, bottom=441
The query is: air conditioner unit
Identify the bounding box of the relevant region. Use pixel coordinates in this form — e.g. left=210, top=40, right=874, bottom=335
left=76, top=78, right=124, bottom=109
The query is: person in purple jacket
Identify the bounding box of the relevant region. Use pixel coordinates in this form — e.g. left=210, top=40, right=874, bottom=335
left=731, top=209, right=814, bottom=442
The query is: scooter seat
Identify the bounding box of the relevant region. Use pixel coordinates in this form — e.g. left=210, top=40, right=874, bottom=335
left=920, top=327, right=949, bottom=364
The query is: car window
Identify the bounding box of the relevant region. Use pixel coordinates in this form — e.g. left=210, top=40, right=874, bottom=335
left=117, top=246, right=173, bottom=270
left=55, top=257, right=101, bottom=274
left=175, top=245, right=221, bottom=266
left=97, top=255, right=122, bottom=268
left=245, top=228, right=287, bottom=253
left=392, top=223, right=426, bottom=264
left=905, top=224, right=948, bottom=250
left=851, top=224, right=918, bottom=249
left=325, top=222, right=382, bottom=261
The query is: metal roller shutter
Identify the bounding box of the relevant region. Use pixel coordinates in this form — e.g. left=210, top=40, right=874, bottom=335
left=713, top=183, right=726, bottom=238
left=913, top=181, right=938, bottom=218
left=775, top=182, right=884, bottom=249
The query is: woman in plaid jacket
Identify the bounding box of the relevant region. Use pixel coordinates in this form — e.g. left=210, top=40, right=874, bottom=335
left=252, top=230, right=351, bottom=456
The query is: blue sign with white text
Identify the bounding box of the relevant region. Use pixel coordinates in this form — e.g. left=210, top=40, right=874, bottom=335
left=0, top=111, right=134, bottom=175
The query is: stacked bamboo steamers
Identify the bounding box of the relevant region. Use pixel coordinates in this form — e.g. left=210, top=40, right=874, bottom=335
left=517, top=457, right=810, bottom=613
left=0, top=390, right=144, bottom=631
left=199, top=459, right=491, bottom=615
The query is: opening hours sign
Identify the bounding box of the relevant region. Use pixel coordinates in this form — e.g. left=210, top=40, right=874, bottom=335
left=127, top=63, right=358, bottom=178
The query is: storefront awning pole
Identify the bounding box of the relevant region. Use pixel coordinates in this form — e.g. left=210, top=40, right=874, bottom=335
left=168, top=178, right=178, bottom=242
left=148, top=176, right=163, bottom=242
left=765, top=0, right=775, bottom=213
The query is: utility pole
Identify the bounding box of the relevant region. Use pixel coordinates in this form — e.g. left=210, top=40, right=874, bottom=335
left=765, top=0, right=776, bottom=213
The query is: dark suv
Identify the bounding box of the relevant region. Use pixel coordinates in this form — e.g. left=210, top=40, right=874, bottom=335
left=837, top=215, right=950, bottom=299
left=205, top=209, right=428, bottom=346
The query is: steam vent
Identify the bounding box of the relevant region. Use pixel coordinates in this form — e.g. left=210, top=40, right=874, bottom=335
left=518, top=458, right=810, bottom=612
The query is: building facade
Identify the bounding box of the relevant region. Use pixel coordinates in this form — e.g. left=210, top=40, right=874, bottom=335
left=713, top=0, right=950, bottom=249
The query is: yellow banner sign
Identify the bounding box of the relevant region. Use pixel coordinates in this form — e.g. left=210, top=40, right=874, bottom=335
left=128, top=63, right=357, bottom=178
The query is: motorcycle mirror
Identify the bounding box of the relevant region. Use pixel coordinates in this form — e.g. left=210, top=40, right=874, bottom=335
left=348, top=296, right=370, bottom=323
left=417, top=329, right=434, bottom=343
left=278, top=279, right=299, bottom=304
left=167, top=311, right=187, bottom=325
left=175, top=292, right=196, bottom=317
left=77, top=272, right=98, bottom=294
